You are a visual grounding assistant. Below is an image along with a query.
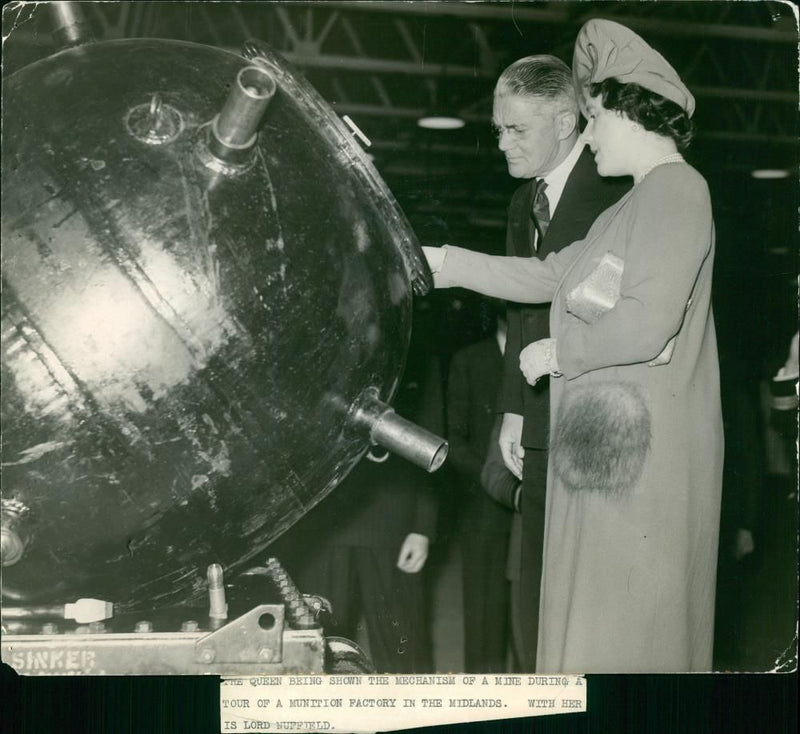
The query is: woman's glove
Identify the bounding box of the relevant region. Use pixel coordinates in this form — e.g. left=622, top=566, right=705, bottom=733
left=519, top=338, right=561, bottom=386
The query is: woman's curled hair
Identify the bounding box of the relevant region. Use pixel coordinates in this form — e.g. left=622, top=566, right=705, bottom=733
left=589, top=78, right=694, bottom=150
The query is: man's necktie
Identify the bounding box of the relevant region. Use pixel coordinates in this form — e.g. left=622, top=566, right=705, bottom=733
left=531, top=178, right=550, bottom=248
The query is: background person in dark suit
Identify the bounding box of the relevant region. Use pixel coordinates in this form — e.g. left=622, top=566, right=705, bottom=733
left=492, top=55, right=631, bottom=670
left=283, top=337, right=442, bottom=674
left=480, top=416, right=523, bottom=670
left=446, top=303, right=513, bottom=672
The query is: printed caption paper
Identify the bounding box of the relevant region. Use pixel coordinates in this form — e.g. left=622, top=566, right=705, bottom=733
left=221, top=674, right=586, bottom=731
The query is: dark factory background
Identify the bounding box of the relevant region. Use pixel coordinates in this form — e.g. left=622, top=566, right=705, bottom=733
left=5, top=1, right=796, bottom=366
left=2, top=1, right=797, bottom=729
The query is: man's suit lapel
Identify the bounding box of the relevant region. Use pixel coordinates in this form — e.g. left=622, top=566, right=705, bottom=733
left=539, top=147, right=603, bottom=256
left=507, top=180, right=536, bottom=257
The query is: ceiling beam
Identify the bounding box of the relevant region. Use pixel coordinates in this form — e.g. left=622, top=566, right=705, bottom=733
left=332, top=103, right=800, bottom=146
left=578, top=11, right=797, bottom=44
left=280, top=52, right=798, bottom=104
left=315, top=1, right=797, bottom=44
left=315, top=1, right=569, bottom=24
left=699, top=130, right=800, bottom=146
left=281, top=50, right=495, bottom=78
left=691, top=86, right=797, bottom=104
left=371, top=140, right=500, bottom=159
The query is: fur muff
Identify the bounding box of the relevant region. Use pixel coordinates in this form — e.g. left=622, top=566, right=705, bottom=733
left=551, top=381, right=652, bottom=496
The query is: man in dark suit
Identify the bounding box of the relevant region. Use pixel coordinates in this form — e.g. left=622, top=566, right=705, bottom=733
left=446, top=306, right=513, bottom=672
left=492, top=55, right=631, bottom=670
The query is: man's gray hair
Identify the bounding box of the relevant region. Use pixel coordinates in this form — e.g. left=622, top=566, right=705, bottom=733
left=495, top=54, right=577, bottom=112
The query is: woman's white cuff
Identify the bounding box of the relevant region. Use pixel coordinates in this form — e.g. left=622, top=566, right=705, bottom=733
left=423, top=245, right=448, bottom=274
left=545, top=338, right=562, bottom=377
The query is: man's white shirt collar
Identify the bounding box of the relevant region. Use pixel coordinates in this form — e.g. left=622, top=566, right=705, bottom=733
left=496, top=328, right=507, bottom=356
left=541, top=139, right=585, bottom=216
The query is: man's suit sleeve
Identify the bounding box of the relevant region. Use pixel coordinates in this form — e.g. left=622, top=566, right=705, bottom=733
left=497, top=193, right=526, bottom=415
left=480, top=418, right=521, bottom=510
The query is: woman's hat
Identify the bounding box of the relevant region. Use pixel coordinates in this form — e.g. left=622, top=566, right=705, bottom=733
left=573, top=18, right=695, bottom=117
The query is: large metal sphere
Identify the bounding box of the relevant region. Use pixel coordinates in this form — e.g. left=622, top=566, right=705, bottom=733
left=1, top=38, right=428, bottom=611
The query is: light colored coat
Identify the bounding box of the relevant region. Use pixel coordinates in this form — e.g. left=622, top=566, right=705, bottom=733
left=437, top=161, right=723, bottom=672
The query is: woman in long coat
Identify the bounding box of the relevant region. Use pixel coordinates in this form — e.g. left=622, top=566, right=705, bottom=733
left=425, top=19, right=723, bottom=673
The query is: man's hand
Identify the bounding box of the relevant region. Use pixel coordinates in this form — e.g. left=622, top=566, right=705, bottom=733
left=499, top=412, right=525, bottom=480
left=734, top=528, right=755, bottom=560
left=396, top=533, right=429, bottom=574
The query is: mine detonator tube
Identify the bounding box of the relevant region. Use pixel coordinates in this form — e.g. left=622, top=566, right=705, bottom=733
left=350, top=389, right=448, bottom=473
left=49, top=2, right=94, bottom=48
left=208, top=65, right=277, bottom=164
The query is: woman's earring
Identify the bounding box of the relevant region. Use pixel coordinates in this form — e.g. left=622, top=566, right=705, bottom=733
left=630, top=122, right=641, bottom=132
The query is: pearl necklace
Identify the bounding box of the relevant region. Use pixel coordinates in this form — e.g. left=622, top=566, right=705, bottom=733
left=635, top=153, right=685, bottom=184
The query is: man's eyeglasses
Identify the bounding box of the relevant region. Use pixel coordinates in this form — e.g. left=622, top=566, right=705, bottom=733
left=492, top=124, right=531, bottom=141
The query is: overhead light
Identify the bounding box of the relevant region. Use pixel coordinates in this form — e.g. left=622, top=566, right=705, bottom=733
left=751, top=169, right=789, bottom=179
left=417, top=115, right=465, bottom=130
